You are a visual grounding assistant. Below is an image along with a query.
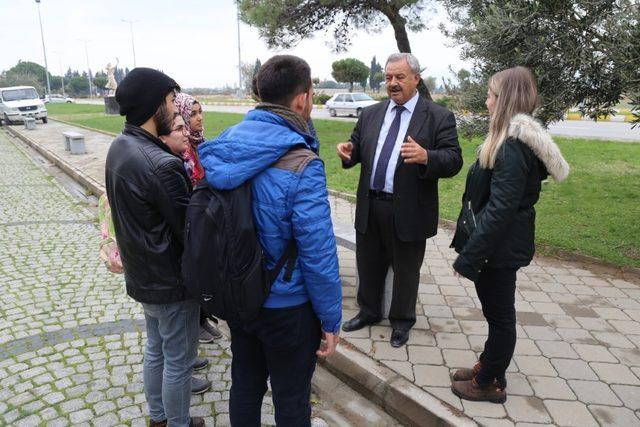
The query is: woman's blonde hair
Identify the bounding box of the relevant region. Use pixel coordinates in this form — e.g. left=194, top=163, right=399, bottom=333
left=479, top=66, right=539, bottom=168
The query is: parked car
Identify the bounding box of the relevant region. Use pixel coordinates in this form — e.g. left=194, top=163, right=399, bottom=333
left=44, top=94, right=74, bottom=104
left=0, top=86, right=48, bottom=124
left=325, top=92, right=378, bottom=117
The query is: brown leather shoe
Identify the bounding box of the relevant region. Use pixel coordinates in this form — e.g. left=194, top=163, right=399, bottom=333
left=149, top=420, right=167, bottom=427
left=452, top=361, right=481, bottom=381
left=190, top=417, right=205, bottom=427
left=451, top=378, right=507, bottom=404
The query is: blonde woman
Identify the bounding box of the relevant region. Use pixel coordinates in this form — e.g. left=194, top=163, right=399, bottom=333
left=450, top=66, right=569, bottom=403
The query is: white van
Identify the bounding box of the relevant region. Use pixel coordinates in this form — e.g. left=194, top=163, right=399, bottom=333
left=0, top=86, right=48, bottom=124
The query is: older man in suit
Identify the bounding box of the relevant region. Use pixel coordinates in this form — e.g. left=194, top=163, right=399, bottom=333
left=336, top=53, right=463, bottom=347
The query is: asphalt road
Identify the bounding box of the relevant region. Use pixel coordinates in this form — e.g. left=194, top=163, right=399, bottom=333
left=201, top=104, right=640, bottom=142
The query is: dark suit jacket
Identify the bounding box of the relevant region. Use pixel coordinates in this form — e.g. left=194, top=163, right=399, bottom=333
left=343, top=96, right=463, bottom=242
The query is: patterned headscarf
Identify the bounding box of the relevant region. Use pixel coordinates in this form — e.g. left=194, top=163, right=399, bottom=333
left=174, top=92, right=205, bottom=145
left=174, top=92, right=205, bottom=185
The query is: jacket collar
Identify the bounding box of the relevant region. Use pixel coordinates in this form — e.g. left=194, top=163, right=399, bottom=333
left=245, top=109, right=318, bottom=152
left=122, top=123, right=176, bottom=156
left=508, top=114, right=570, bottom=181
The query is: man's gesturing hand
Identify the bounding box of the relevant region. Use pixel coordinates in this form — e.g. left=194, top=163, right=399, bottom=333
left=400, top=136, right=428, bottom=164
left=317, top=330, right=340, bottom=358
left=336, top=142, right=353, bottom=162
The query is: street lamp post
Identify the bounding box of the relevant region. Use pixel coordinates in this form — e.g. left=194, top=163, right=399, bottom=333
left=52, top=51, right=65, bottom=95
left=121, top=19, right=138, bottom=68
left=236, top=4, right=242, bottom=97
left=35, top=0, right=51, bottom=96
left=59, top=59, right=65, bottom=95
left=77, top=39, right=93, bottom=97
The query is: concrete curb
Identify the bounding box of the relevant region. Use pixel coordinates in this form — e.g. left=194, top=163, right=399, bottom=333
left=566, top=111, right=636, bottom=122
left=4, top=124, right=106, bottom=197
left=51, top=117, right=118, bottom=137
left=319, top=341, right=476, bottom=427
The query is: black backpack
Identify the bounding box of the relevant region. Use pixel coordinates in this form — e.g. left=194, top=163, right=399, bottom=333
left=182, top=148, right=316, bottom=322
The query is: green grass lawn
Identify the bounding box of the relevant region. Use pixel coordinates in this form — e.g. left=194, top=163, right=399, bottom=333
left=47, top=103, right=640, bottom=268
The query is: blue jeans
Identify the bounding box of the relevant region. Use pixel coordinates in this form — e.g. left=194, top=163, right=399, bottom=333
left=142, top=299, right=199, bottom=427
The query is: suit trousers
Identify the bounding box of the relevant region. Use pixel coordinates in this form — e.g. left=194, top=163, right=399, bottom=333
left=356, top=197, right=426, bottom=331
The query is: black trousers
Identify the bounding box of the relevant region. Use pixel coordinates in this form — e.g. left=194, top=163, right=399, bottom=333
left=474, top=267, right=518, bottom=388
left=228, top=303, right=321, bottom=427
left=356, top=197, right=426, bottom=331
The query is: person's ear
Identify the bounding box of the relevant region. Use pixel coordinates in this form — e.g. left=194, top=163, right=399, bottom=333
left=291, top=92, right=307, bottom=113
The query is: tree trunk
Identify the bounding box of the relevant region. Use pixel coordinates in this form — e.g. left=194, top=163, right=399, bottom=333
left=349, top=82, right=353, bottom=92
left=380, top=5, right=432, bottom=100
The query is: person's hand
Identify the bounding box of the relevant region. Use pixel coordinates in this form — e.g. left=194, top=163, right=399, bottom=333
left=400, top=136, right=428, bottom=164
left=317, top=330, right=340, bottom=358
left=336, top=142, right=353, bottom=162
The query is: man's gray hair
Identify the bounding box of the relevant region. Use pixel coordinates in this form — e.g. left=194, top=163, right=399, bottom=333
left=386, top=53, right=421, bottom=74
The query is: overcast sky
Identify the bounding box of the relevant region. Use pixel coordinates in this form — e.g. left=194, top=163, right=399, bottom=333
left=1, top=0, right=470, bottom=89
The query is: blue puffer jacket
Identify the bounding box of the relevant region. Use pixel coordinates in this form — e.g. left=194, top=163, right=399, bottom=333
left=197, top=109, right=342, bottom=333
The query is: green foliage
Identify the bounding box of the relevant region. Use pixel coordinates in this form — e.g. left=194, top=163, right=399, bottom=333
left=317, top=80, right=342, bottom=89
left=0, top=61, right=53, bottom=93
left=433, top=95, right=455, bottom=109
left=424, top=76, right=437, bottom=92
left=369, top=56, right=383, bottom=92
left=238, top=0, right=432, bottom=53
left=93, top=76, right=108, bottom=90
left=331, top=58, right=369, bottom=92
left=67, top=77, right=90, bottom=97
left=0, top=73, right=44, bottom=94
left=313, top=93, right=332, bottom=105
left=441, top=0, right=640, bottom=125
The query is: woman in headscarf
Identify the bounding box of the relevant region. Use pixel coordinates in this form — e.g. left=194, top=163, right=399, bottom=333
left=174, top=92, right=206, bottom=186
left=174, top=93, right=223, bottom=345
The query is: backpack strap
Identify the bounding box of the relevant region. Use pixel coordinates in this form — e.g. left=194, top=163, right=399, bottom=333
left=269, top=147, right=319, bottom=283
left=268, top=240, right=298, bottom=284
left=272, top=147, right=318, bottom=174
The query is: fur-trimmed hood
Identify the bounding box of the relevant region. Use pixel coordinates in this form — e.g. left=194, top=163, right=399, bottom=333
left=509, top=114, right=570, bottom=182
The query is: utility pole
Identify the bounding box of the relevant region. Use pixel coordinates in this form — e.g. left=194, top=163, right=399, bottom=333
left=121, top=19, right=138, bottom=67
left=35, top=0, right=51, bottom=96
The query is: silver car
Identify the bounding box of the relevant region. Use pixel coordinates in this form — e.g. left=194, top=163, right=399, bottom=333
left=325, top=92, right=378, bottom=117
left=44, top=94, right=74, bottom=104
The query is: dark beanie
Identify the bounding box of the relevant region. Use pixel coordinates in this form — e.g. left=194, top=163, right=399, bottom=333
left=116, top=67, right=180, bottom=126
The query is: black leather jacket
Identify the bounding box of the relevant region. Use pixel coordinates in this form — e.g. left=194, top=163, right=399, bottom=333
left=105, top=124, right=192, bottom=304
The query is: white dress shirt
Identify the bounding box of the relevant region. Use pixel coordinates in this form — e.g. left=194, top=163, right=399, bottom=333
left=369, top=91, right=419, bottom=194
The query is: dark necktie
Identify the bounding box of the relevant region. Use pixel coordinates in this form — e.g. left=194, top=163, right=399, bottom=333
left=372, top=105, right=405, bottom=191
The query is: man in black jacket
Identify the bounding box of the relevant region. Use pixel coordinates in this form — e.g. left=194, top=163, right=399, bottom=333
left=105, top=68, right=204, bottom=427
left=337, top=53, right=463, bottom=347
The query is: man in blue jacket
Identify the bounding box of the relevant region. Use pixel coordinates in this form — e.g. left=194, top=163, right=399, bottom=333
left=198, top=55, right=342, bottom=426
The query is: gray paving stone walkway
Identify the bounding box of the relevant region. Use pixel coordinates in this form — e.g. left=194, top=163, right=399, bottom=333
left=0, top=130, right=269, bottom=426
left=5, top=120, right=640, bottom=426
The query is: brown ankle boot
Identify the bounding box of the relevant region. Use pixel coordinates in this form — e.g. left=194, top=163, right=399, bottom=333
left=452, top=361, right=481, bottom=381
left=451, top=378, right=507, bottom=404
left=149, top=420, right=167, bottom=427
